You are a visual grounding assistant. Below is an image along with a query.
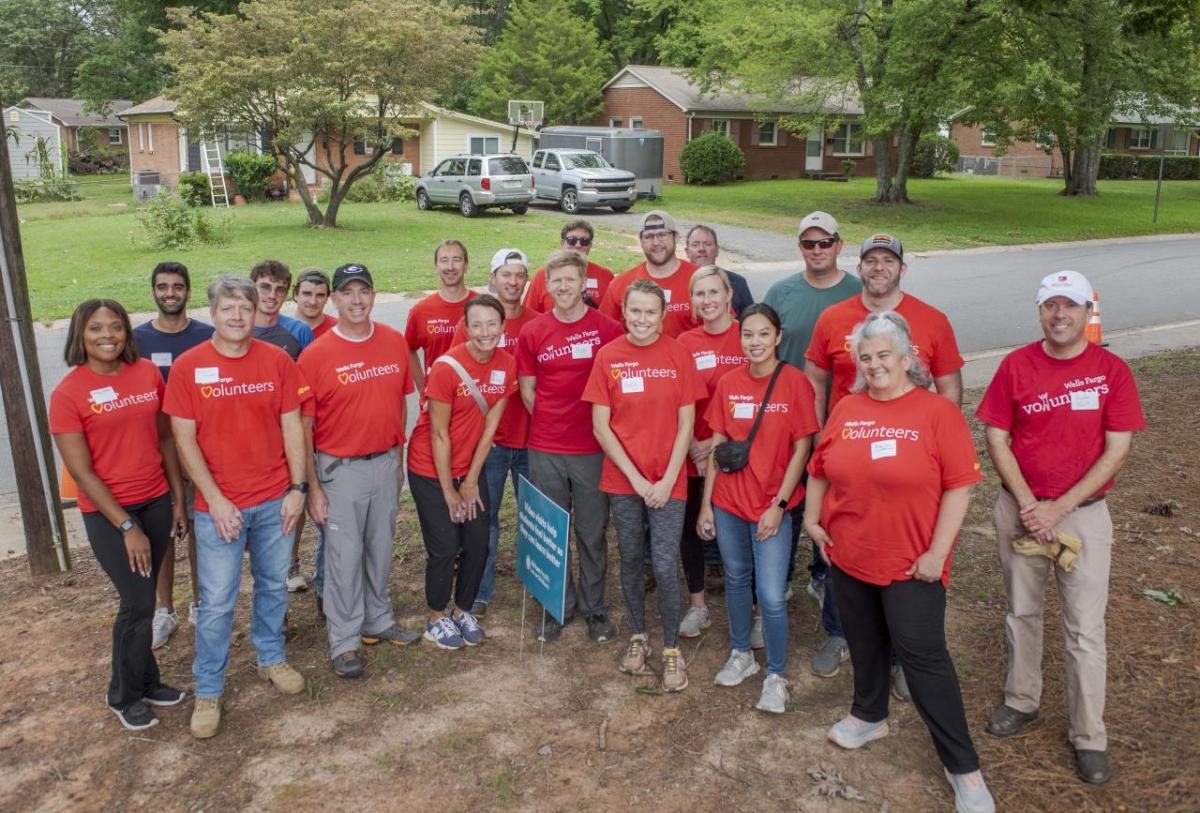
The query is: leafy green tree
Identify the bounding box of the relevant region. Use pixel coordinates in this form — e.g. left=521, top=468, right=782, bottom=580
left=581, top=0, right=681, bottom=66
left=0, top=0, right=99, bottom=104
left=470, top=0, right=612, bottom=126
left=159, top=0, right=479, bottom=228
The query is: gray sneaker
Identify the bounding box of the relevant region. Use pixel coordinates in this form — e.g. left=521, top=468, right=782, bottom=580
left=805, top=578, right=825, bottom=608
left=362, top=625, right=421, bottom=647
left=811, top=635, right=849, bottom=677
left=755, top=673, right=790, bottom=714
left=286, top=561, right=307, bottom=593
left=678, top=605, right=711, bottom=638
left=714, top=649, right=760, bottom=687
left=749, top=614, right=765, bottom=650
left=891, top=664, right=912, bottom=701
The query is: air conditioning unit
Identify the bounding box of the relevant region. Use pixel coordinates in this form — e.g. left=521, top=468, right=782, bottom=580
left=135, top=170, right=164, bottom=202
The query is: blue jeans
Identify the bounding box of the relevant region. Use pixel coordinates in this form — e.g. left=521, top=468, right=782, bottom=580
left=193, top=496, right=290, bottom=698
left=789, top=504, right=841, bottom=637
left=714, top=505, right=791, bottom=675
left=475, top=444, right=529, bottom=605
left=312, top=524, right=327, bottom=597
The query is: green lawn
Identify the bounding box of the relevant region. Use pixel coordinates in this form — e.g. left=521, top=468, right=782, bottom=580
left=17, top=176, right=644, bottom=321
left=653, top=175, right=1200, bottom=252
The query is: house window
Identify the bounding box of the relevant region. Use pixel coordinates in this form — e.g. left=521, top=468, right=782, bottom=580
left=758, top=120, right=777, bottom=146
left=610, top=117, right=623, bottom=127
left=468, top=135, right=500, bottom=154
left=711, top=119, right=730, bottom=137
left=1128, top=127, right=1157, bottom=150
left=391, top=138, right=404, bottom=155
left=831, top=122, right=865, bottom=156
left=108, top=128, right=122, bottom=145
left=1163, top=126, right=1189, bottom=154
left=630, top=117, right=643, bottom=129
left=353, top=140, right=367, bottom=155
left=980, top=126, right=998, bottom=147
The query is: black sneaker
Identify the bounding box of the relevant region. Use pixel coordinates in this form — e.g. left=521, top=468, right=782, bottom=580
left=143, top=684, right=186, bottom=707
left=108, top=699, right=159, bottom=731
left=333, top=651, right=365, bottom=679
left=1075, top=748, right=1111, bottom=784
left=537, top=614, right=563, bottom=643
left=585, top=613, right=615, bottom=644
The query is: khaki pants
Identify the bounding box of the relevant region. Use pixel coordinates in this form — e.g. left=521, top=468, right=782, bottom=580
left=994, top=488, right=1112, bottom=750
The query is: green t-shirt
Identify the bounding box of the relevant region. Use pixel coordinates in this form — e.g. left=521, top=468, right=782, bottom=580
left=763, top=271, right=862, bottom=369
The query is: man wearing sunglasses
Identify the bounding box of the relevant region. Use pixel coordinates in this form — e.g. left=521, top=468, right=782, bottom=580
left=523, top=220, right=615, bottom=312
left=599, top=210, right=699, bottom=337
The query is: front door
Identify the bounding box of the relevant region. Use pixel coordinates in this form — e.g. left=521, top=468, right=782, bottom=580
left=806, top=128, right=824, bottom=172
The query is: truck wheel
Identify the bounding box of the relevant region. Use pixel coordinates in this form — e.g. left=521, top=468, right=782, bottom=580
left=610, top=203, right=632, bottom=213
left=459, top=193, right=479, bottom=217
left=416, top=189, right=432, bottom=210
left=511, top=204, right=529, bottom=215
left=560, top=188, right=580, bottom=214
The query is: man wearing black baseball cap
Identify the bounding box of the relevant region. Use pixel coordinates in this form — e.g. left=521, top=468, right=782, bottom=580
left=298, top=262, right=422, bottom=678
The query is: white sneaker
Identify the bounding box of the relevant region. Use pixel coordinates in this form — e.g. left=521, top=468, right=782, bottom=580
left=151, top=608, right=179, bottom=649
left=678, top=605, right=711, bottom=638
left=805, top=578, right=826, bottom=608
left=714, top=649, right=760, bottom=687
left=749, top=614, right=765, bottom=650
left=755, top=673, right=790, bottom=714
left=188, top=602, right=200, bottom=626
left=286, top=562, right=307, bottom=593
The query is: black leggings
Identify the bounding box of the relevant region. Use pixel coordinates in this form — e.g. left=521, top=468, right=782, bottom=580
left=82, top=492, right=172, bottom=710
left=680, top=476, right=707, bottom=594
left=409, top=470, right=490, bottom=613
left=832, top=565, right=980, bottom=773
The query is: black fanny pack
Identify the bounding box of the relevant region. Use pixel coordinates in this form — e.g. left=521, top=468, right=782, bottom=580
left=712, top=362, right=785, bottom=473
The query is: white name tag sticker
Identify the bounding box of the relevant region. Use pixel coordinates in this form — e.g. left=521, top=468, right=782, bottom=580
left=662, top=289, right=672, bottom=303
left=586, top=278, right=599, bottom=289
left=498, top=335, right=508, bottom=348
left=695, top=353, right=717, bottom=371
left=733, top=402, right=756, bottom=420
left=570, top=342, right=593, bottom=359
left=1070, top=389, right=1100, bottom=410
left=621, top=376, right=645, bottom=393
left=194, top=367, right=219, bottom=384
left=90, top=386, right=118, bottom=404
left=151, top=352, right=173, bottom=367
left=871, top=439, right=897, bottom=460
left=489, top=370, right=507, bottom=386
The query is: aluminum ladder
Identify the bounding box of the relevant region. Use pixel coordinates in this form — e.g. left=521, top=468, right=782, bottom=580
left=200, top=140, right=230, bottom=207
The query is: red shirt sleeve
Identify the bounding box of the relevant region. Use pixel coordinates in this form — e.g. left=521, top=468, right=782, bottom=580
left=515, top=321, right=538, bottom=378
left=451, top=318, right=468, bottom=347
left=598, top=278, right=625, bottom=324
left=790, top=374, right=821, bottom=440
left=934, top=403, right=984, bottom=489
left=404, top=303, right=422, bottom=349
left=928, top=311, right=965, bottom=377
left=162, top=364, right=196, bottom=420
left=580, top=353, right=613, bottom=408
left=677, top=348, right=708, bottom=406
left=48, top=384, right=82, bottom=434
left=280, top=356, right=310, bottom=414
left=1102, top=360, right=1146, bottom=431
left=523, top=270, right=547, bottom=313
left=804, top=311, right=833, bottom=370
left=704, top=379, right=730, bottom=439
left=975, top=354, right=1016, bottom=430
left=425, top=361, right=456, bottom=404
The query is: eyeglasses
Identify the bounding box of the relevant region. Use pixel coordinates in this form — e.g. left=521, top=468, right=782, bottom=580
left=799, top=238, right=839, bottom=250
left=564, top=236, right=592, bottom=247
left=641, top=231, right=674, bottom=242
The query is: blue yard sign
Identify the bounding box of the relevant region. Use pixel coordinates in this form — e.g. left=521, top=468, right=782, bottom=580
left=515, top=475, right=570, bottom=623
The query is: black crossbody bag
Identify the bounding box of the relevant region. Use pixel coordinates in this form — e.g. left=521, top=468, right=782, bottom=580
left=712, top=362, right=786, bottom=474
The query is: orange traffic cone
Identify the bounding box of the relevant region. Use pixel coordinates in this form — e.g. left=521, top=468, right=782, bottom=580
left=1085, top=290, right=1104, bottom=346
left=59, top=463, right=78, bottom=507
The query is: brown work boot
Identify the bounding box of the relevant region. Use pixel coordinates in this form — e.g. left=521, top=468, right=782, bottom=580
left=190, top=696, right=222, bottom=739
left=257, top=662, right=305, bottom=695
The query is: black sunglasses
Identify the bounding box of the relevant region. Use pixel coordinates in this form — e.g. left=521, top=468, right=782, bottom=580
left=564, top=236, right=593, bottom=247
left=799, top=237, right=839, bottom=249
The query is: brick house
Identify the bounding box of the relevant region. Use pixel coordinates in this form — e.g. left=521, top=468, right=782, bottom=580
left=117, top=96, right=535, bottom=195
left=16, top=97, right=131, bottom=156
left=595, top=65, right=876, bottom=183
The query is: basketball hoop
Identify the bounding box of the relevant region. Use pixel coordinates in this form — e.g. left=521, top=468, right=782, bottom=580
left=508, top=100, right=544, bottom=130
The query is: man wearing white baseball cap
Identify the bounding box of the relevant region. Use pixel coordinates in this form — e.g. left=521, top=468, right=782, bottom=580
left=976, top=270, right=1145, bottom=785
left=452, top=248, right=537, bottom=614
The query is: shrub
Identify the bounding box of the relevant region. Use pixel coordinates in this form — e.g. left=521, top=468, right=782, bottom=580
left=911, top=133, right=960, bottom=178
left=133, top=190, right=231, bottom=249
left=841, top=158, right=857, bottom=177
left=14, top=177, right=80, bottom=203
left=1098, top=154, right=1138, bottom=179
left=177, top=172, right=211, bottom=207
left=1097, top=154, right=1200, bottom=180
left=319, top=162, right=418, bottom=203
left=679, top=131, right=745, bottom=185
left=223, top=150, right=278, bottom=201
left=67, top=146, right=127, bottom=175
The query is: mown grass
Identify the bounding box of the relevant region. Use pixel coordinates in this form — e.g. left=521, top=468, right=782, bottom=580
left=652, top=174, right=1200, bottom=251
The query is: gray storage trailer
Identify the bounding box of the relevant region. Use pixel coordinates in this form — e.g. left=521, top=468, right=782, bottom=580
left=537, top=126, right=663, bottom=199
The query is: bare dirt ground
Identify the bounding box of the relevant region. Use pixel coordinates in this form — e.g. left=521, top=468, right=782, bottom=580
left=2, top=349, right=1197, bottom=813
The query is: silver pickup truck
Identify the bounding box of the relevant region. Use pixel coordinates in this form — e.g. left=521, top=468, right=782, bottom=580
left=531, top=149, right=637, bottom=214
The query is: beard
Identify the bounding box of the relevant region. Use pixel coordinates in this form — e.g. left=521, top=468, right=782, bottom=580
left=156, top=297, right=187, bottom=316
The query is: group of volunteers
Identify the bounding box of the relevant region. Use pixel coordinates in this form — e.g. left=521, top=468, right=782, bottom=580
left=50, top=204, right=1144, bottom=810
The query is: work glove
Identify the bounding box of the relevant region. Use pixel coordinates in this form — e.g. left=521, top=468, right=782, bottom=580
left=1012, top=529, right=1082, bottom=572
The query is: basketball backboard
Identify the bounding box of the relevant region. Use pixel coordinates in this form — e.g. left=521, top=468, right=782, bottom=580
left=507, top=100, right=544, bottom=128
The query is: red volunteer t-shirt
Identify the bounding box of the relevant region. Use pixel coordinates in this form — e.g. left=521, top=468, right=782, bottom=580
left=806, top=294, right=964, bottom=414
left=49, top=359, right=168, bottom=513
left=523, top=261, right=615, bottom=313
left=581, top=335, right=707, bottom=501
left=310, top=314, right=338, bottom=339
left=807, top=387, right=983, bottom=587
left=975, top=341, right=1145, bottom=500
left=706, top=364, right=819, bottom=521
left=451, top=308, right=536, bottom=448
left=404, top=291, right=477, bottom=377
left=678, top=322, right=748, bottom=477
left=163, top=340, right=311, bottom=511
left=515, top=308, right=624, bottom=455
left=407, top=344, right=518, bottom=479
left=598, top=259, right=700, bottom=338
left=297, top=323, right=415, bottom=458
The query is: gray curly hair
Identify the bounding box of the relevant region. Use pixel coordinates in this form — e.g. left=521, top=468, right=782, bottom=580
left=849, top=310, right=932, bottom=392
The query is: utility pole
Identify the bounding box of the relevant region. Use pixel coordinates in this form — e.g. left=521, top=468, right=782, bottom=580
left=0, top=114, right=71, bottom=575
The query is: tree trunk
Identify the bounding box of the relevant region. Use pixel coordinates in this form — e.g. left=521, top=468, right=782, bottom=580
left=1063, top=136, right=1102, bottom=196
left=889, top=123, right=920, bottom=203
left=873, top=133, right=894, bottom=202
left=285, top=156, right=328, bottom=227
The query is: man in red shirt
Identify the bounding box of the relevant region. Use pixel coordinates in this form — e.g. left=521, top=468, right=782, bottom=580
left=599, top=210, right=699, bottom=338
left=298, top=263, right=419, bottom=679
left=806, top=232, right=963, bottom=422
left=164, top=275, right=311, bottom=739
left=523, top=220, right=615, bottom=312
left=516, top=249, right=624, bottom=643
left=977, top=270, right=1145, bottom=785
left=405, top=239, right=476, bottom=392
left=292, top=268, right=338, bottom=339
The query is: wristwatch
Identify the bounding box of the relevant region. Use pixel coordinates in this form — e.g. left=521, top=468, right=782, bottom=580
left=287, top=482, right=309, bottom=495
left=118, top=518, right=136, bottom=534
left=776, top=498, right=788, bottom=510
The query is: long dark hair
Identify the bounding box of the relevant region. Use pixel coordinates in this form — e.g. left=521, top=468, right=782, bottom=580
left=64, top=299, right=138, bottom=366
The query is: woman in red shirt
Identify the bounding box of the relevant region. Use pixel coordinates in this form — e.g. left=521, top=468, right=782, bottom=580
left=696, top=304, right=819, bottom=713
left=677, top=266, right=746, bottom=638
left=583, top=278, right=705, bottom=693
left=407, top=295, right=516, bottom=651
left=804, top=311, right=994, bottom=813
left=49, top=300, right=186, bottom=731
